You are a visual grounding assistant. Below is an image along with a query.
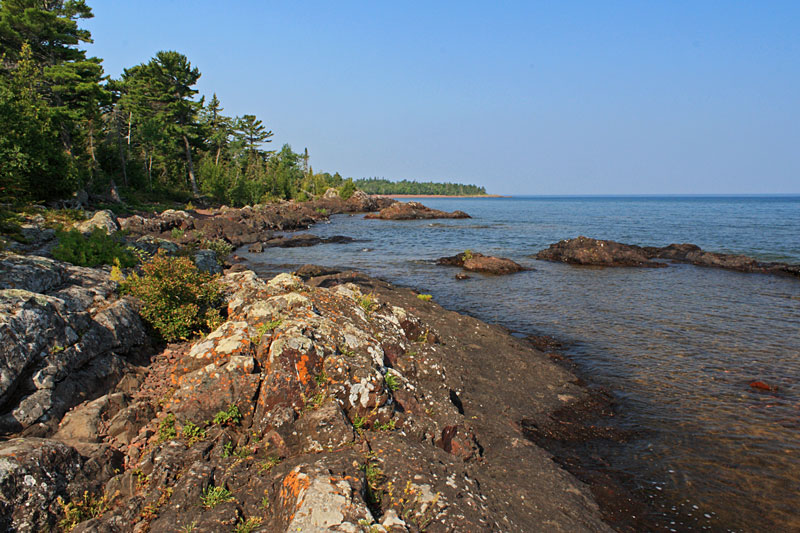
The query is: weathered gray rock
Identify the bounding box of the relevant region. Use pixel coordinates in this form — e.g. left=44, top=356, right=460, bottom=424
left=193, top=249, right=223, bottom=274
left=75, top=210, right=119, bottom=235
left=0, top=253, right=147, bottom=435
left=0, top=438, right=85, bottom=532
left=132, top=235, right=180, bottom=256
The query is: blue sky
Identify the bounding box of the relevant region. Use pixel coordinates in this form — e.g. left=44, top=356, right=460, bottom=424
left=83, top=1, right=799, bottom=195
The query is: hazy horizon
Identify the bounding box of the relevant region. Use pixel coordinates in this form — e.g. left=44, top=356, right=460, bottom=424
left=84, top=1, right=799, bottom=195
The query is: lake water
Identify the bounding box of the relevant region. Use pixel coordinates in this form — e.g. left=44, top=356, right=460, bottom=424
left=241, top=196, right=800, bottom=531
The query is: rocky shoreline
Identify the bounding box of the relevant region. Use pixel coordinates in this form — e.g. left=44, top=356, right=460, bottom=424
left=0, top=197, right=619, bottom=532
left=0, top=252, right=613, bottom=532
left=4, top=197, right=789, bottom=531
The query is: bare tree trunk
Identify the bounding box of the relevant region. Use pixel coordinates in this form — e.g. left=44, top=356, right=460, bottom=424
left=183, top=134, right=199, bottom=197
left=215, top=146, right=221, bottom=167
left=116, top=111, right=128, bottom=187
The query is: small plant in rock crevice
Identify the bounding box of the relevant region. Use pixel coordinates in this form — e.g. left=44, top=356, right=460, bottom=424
left=181, top=420, right=206, bottom=445
left=213, top=404, right=242, bottom=426
left=417, top=294, right=433, bottom=302
left=157, top=413, right=177, bottom=443
left=357, top=293, right=377, bottom=314
left=200, top=485, right=235, bottom=508
left=57, top=491, right=108, bottom=531
left=384, top=373, right=401, bottom=392
left=233, top=517, right=263, bottom=533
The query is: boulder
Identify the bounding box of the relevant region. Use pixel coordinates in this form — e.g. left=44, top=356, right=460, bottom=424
left=365, top=201, right=470, bottom=220
left=75, top=210, right=119, bottom=235
left=0, top=254, right=147, bottom=435
left=436, top=251, right=526, bottom=275
left=193, top=249, right=223, bottom=274
left=0, top=438, right=88, bottom=532
left=535, top=236, right=660, bottom=267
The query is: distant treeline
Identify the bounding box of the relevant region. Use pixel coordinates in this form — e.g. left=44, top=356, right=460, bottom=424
left=354, top=178, right=486, bottom=196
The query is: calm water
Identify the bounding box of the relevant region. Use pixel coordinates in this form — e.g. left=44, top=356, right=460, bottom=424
left=242, top=196, right=800, bottom=531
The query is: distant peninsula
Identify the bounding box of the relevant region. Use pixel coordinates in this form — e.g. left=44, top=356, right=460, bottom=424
left=354, top=178, right=490, bottom=196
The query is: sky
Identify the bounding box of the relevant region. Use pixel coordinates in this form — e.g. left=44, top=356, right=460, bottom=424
left=83, top=1, right=800, bottom=195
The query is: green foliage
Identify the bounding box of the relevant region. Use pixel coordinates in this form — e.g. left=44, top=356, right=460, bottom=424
left=52, top=227, right=137, bottom=267
left=357, top=293, right=377, bottom=314
left=200, top=485, right=234, bottom=508
left=338, top=178, right=357, bottom=200
left=234, top=517, right=263, bottom=533
left=181, top=420, right=206, bottom=445
left=120, top=252, right=224, bottom=341
left=202, top=238, right=233, bottom=263
left=352, top=415, right=367, bottom=433
left=158, top=413, right=177, bottom=443
left=417, top=294, right=433, bottom=302
left=170, top=227, right=185, bottom=239
left=462, top=249, right=473, bottom=260
left=374, top=419, right=396, bottom=431
left=57, top=491, right=108, bottom=532
left=384, top=373, right=401, bottom=392
left=258, top=455, right=281, bottom=474
left=213, top=404, right=242, bottom=426
left=355, top=178, right=487, bottom=196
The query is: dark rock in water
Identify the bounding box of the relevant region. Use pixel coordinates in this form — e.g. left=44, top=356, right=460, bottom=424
left=248, top=242, right=264, bottom=253
left=536, top=236, right=800, bottom=278
left=295, top=264, right=342, bottom=279
left=437, top=251, right=526, bottom=275
left=265, top=233, right=322, bottom=247
left=535, top=236, right=661, bottom=268
left=455, top=273, right=471, bottom=280
left=749, top=380, right=777, bottom=392
left=365, top=201, right=470, bottom=220
left=264, top=234, right=355, bottom=248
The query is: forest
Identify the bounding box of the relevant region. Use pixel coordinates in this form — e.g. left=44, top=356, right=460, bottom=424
left=355, top=178, right=486, bottom=196
left=0, top=1, right=484, bottom=207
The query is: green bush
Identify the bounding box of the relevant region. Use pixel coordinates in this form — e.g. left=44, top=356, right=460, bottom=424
left=338, top=178, right=357, bottom=200
left=121, top=252, right=224, bottom=341
left=52, top=227, right=137, bottom=268
left=202, top=238, right=233, bottom=264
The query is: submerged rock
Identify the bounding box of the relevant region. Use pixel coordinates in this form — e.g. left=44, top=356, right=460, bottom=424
left=365, top=201, right=470, bottom=220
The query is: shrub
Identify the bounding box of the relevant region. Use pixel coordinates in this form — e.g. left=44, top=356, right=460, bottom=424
left=417, top=294, right=433, bottom=302
left=120, top=252, right=224, bottom=341
left=213, top=404, right=242, bottom=426
left=157, top=413, right=177, bottom=443
left=58, top=491, right=108, bottom=531
left=338, top=178, right=357, bottom=200
left=202, top=238, right=233, bottom=264
left=53, top=227, right=136, bottom=268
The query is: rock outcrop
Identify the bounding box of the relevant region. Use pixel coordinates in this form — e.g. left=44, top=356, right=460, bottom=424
left=0, top=264, right=612, bottom=532
left=536, top=236, right=800, bottom=277
left=365, top=201, right=470, bottom=220
left=0, top=253, right=148, bottom=436
left=437, top=251, right=527, bottom=275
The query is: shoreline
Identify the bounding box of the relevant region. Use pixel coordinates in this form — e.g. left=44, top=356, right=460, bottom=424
left=374, top=194, right=510, bottom=198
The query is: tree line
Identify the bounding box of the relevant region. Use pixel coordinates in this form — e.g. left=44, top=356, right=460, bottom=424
left=0, top=0, right=355, bottom=206
left=354, top=178, right=486, bottom=196
left=0, top=1, right=485, bottom=207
